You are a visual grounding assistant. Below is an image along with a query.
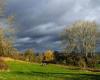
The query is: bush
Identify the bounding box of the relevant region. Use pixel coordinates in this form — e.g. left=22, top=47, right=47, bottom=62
left=0, top=58, right=8, bottom=71
left=84, top=56, right=96, bottom=68
left=65, top=53, right=81, bottom=66
left=78, top=59, right=86, bottom=69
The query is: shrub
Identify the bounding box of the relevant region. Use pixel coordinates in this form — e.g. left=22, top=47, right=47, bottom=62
left=84, top=56, right=96, bottom=68
left=65, top=53, right=81, bottom=66
left=0, top=58, right=8, bottom=71
left=78, top=59, right=86, bottom=69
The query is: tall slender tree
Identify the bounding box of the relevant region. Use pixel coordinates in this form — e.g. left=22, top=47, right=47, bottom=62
left=0, top=0, right=16, bottom=56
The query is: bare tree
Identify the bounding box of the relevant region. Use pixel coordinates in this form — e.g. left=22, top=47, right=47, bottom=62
left=0, top=27, right=15, bottom=56
left=62, top=21, right=96, bottom=57
left=0, top=0, right=17, bottom=56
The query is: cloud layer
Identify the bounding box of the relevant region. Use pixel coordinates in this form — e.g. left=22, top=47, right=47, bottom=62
left=4, top=0, right=100, bottom=52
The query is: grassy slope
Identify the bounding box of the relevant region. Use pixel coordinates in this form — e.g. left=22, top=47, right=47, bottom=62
left=0, top=60, right=100, bottom=80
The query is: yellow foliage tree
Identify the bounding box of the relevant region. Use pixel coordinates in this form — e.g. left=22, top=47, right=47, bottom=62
left=44, top=50, right=54, bottom=61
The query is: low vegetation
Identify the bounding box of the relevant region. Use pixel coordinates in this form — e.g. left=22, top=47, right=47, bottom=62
left=0, top=58, right=8, bottom=71
left=0, top=59, right=99, bottom=80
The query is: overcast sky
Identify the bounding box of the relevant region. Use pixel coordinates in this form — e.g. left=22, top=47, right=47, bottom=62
left=3, top=0, right=100, bottom=52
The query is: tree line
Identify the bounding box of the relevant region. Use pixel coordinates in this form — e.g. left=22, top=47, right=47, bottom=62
left=0, top=20, right=100, bottom=69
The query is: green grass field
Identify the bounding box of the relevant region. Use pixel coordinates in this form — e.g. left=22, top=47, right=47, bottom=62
left=0, top=60, right=100, bottom=80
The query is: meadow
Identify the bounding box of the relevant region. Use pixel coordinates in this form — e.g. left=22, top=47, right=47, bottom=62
left=0, top=60, right=100, bottom=80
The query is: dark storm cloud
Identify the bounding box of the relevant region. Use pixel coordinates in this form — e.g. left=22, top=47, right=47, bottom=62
left=5, top=0, right=100, bottom=52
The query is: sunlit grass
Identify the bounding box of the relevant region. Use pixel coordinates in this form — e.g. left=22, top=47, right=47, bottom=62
left=0, top=60, right=100, bottom=80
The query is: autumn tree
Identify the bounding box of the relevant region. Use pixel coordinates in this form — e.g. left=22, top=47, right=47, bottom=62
left=35, top=53, right=43, bottom=63
left=43, top=50, right=54, bottom=61
left=24, top=49, right=35, bottom=62
left=10, top=48, right=21, bottom=59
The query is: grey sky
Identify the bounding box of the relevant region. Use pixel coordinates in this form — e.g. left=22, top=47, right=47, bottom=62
left=3, top=0, right=100, bottom=52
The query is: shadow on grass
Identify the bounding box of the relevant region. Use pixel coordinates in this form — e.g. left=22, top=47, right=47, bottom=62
left=11, top=71, right=100, bottom=80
